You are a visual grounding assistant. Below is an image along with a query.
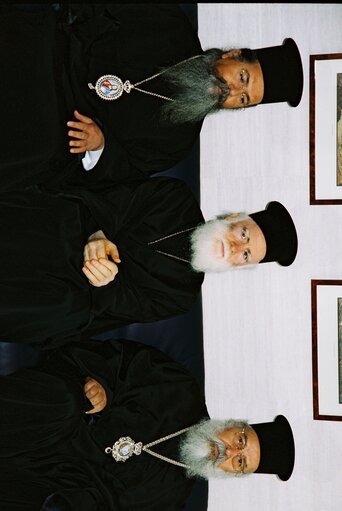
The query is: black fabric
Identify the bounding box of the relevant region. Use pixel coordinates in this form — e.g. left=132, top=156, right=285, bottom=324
left=0, top=189, right=93, bottom=345
left=0, top=4, right=203, bottom=192
left=0, top=6, right=71, bottom=191
left=0, top=177, right=204, bottom=347
left=0, top=339, right=209, bottom=510
left=77, top=176, right=205, bottom=341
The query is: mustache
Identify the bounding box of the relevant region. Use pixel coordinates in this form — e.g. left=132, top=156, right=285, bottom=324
left=214, top=74, right=229, bottom=107
left=213, top=440, right=227, bottom=466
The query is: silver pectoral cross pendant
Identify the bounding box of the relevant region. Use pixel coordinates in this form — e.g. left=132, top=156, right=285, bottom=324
left=105, top=436, right=143, bottom=462
left=88, top=74, right=133, bottom=101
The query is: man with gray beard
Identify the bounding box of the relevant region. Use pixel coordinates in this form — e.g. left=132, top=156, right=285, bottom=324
left=0, top=337, right=295, bottom=510
left=1, top=4, right=303, bottom=190
left=179, top=415, right=295, bottom=481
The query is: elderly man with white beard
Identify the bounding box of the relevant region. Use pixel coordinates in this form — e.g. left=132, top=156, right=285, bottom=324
left=0, top=337, right=295, bottom=510
left=80, top=176, right=298, bottom=341
left=0, top=176, right=298, bottom=347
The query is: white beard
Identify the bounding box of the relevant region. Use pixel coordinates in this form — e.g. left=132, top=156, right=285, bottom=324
left=179, top=418, right=248, bottom=480
left=190, top=213, right=251, bottom=273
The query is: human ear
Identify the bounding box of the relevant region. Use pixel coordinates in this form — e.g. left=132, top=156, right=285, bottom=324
left=221, top=49, right=242, bottom=60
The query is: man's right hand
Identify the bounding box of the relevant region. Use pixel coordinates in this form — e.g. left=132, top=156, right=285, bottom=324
left=82, top=258, right=119, bottom=287
left=83, top=236, right=121, bottom=287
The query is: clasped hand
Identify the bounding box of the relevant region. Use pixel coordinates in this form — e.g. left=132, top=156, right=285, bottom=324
left=83, top=231, right=121, bottom=287
left=84, top=377, right=107, bottom=414
left=67, top=110, right=105, bottom=153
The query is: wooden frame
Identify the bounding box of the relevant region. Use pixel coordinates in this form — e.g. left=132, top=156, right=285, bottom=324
left=312, top=279, right=342, bottom=421
left=310, top=53, right=342, bottom=204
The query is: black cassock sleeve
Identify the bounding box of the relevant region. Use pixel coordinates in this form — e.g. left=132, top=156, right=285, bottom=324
left=0, top=467, right=105, bottom=511
left=40, top=489, right=102, bottom=511
left=74, top=177, right=204, bottom=337
left=0, top=340, right=137, bottom=511
left=0, top=340, right=124, bottom=510
left=41, top=339, right=124, bottom=410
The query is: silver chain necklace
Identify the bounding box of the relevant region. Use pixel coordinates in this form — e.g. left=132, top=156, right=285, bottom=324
left=88, top=55, right=202, bottom=102
left=105, top=427, right=191, bottom=468
left=147, top=226, right=196, bottom=264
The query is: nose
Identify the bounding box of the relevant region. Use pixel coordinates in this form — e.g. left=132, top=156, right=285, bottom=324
left=226, top=78, right=243, bottom=96
left=225, top=444, right=240, bottom=459
left=229, top=240, right=245, bottom=254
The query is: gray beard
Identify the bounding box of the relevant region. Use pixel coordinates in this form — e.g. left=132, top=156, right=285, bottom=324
left=179, top=418, right=248, bottom=479
left=160, top=49, right=229, bottom=124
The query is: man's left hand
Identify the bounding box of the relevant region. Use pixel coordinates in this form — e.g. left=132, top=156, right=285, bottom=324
left=67, top=110, right=105, bottom=153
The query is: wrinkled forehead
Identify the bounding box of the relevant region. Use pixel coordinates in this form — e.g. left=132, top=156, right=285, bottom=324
left=217, top=424, right=249, bottom=439
left=217, top=212, right=252, bottom=226
left=214, top=419, right=250, bottom=435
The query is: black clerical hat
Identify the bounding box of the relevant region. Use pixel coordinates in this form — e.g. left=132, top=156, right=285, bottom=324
left=251, top=415, right=295, bottom=481
left=254, top=38, right=303, bottom=107
left=250, top=201, right=298, bottom=266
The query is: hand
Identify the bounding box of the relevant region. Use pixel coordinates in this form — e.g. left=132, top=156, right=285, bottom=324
left=84, top=377, right=107, bottom=414
left=84, top=235, right=121, bottom=263
left=82, top=258, right=119, bottom=287
left=67, top=110, right=105, bottom=153
left=83, top=236, right=121, bottom=287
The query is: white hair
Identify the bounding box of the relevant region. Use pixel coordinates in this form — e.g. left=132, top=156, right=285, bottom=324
left=179, top=418, right=249, bottom=480
left=190, top=212, right=257, bottom=273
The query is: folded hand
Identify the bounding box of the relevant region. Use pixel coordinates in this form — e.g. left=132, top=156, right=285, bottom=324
left=84, top=377, right=107, bottom=414
left=82, top=258, right=119, bottom=287
left=83, top=236, right=121, bottom=287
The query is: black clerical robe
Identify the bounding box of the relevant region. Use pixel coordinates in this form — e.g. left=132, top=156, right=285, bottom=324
left=0, top=177, right=204, bottom=346
left=0, top=4, right=203, bottom=191
left=0, top=338, right=209, bottom=510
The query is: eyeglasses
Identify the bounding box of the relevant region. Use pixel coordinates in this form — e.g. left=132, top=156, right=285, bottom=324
left=231, top=429, right=248, bottom=475
left=213, top=428, right=249, bottom=475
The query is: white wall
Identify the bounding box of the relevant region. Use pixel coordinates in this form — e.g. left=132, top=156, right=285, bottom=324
left=199, top=4, right=342, bottom=510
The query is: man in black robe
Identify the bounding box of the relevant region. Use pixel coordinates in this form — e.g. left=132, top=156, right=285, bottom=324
left=0, top=337, right=295, bottom=510
left=0, top=175, right=297, bottom=347
left=0, top=177, right=203, bottom=345
left=0, top=4, right=303, bottom=191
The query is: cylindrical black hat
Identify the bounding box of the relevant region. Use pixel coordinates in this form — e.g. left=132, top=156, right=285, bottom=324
left=251, top=415, right=295, bottom=481
left=249, top=201, right=298, bottom=266
left=254, top=38, right=303, bottom=107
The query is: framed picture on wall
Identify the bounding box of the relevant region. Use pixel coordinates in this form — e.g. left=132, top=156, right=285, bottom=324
left=310, top=53, right=342, bottom=204
left=311, top=280, right=342, bottom=420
